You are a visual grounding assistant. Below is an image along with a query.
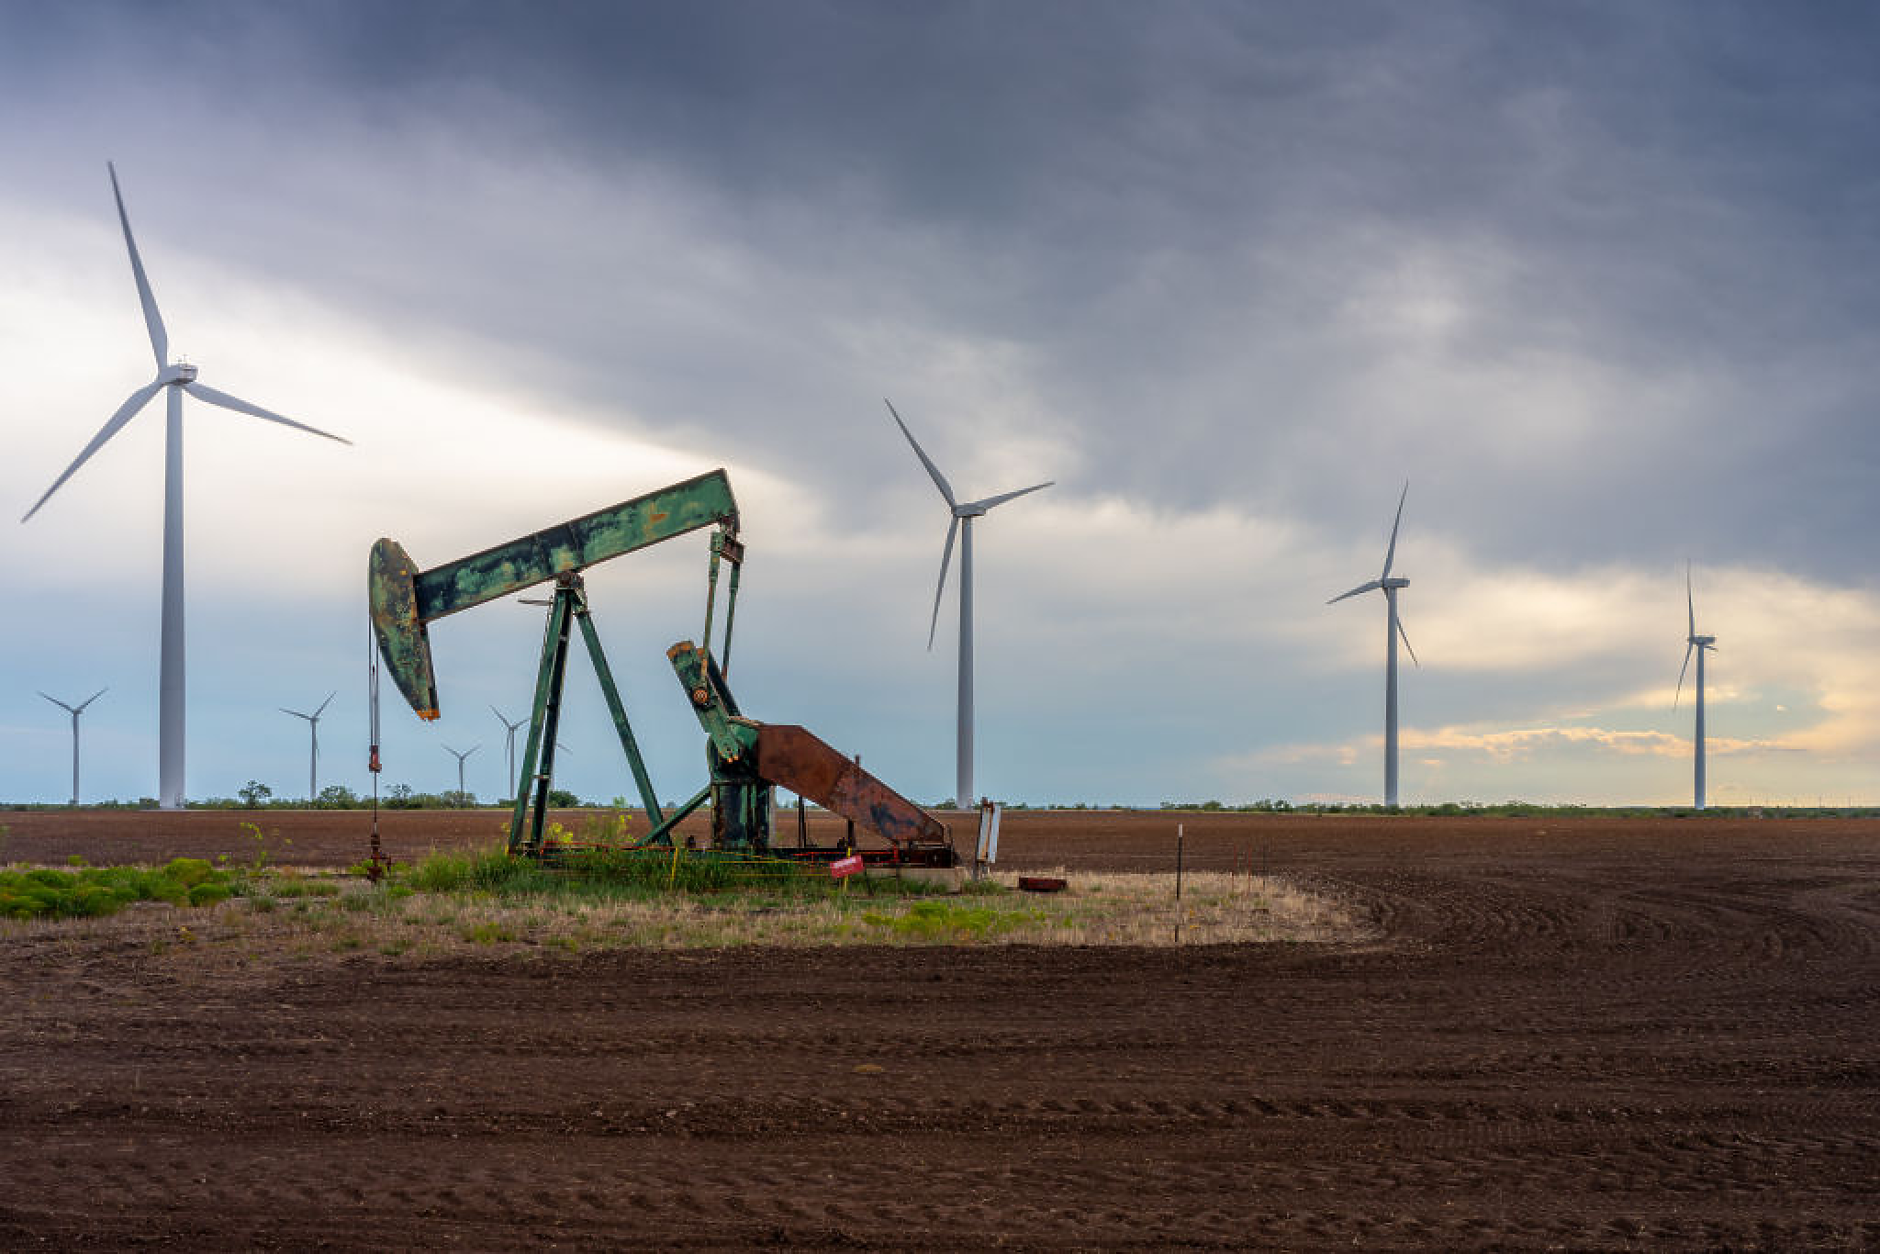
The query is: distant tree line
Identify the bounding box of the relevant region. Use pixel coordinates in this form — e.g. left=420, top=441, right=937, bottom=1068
left=3, top=795, right=1876, bottom=819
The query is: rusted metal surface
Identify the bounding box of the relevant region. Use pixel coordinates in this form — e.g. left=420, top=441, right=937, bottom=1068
left=414, top=469, right=738, bottom=624
left=368, top=538, right=438, bottom=720
left=755, top=724, right=947, bottom=849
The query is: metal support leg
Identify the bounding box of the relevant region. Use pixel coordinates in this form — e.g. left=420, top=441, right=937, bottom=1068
left=637, top=784, right=712, bottom=847
left=575, top=605, right=665, bottom=829
left=720, top=560, right=741, bottom=677
left=508, top=586, right=575, bottom=855
left=700, top=544, right=722, bottom=677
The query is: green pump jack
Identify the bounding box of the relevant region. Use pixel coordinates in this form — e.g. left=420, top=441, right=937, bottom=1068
left=367, top=468, right=954, bottom=866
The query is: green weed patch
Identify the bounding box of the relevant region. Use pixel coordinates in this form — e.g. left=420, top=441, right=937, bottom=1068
left=859, top=899, right=1044, bottom=941
left=0, top=858, right=235, bottom=921
left=407, top=845, right=944, bottom=902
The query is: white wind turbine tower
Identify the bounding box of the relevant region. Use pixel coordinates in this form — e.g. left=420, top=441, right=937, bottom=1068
left=887, top=400, right=1053, bottom=809
left=444, top=744, right=481, bottom=800
left=280, top=692, right=335, bottom=803
left=1328, top=483, right=1418, bottom=808
left=1675, top=562, right=1718, bottom=810
left=20, top=163, right=351, bottom=810
left=39, top=688, right=107, bottom=806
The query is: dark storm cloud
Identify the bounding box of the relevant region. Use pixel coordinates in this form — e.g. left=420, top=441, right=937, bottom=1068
left=10, top=1, right=1878, bottom=580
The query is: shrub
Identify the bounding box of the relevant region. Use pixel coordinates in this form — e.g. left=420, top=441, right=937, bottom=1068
left=315, top=784, right=360, bottom=809
left=0, top=860, right=236, bottom=921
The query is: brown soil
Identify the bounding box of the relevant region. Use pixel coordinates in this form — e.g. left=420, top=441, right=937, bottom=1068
left=2, top=810, right=1876, bottom=1249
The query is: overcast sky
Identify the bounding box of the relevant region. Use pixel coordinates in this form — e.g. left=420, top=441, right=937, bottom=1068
left=1, top=1, right=1875, bottom=809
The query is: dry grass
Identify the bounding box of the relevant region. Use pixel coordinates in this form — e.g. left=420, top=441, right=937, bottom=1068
left=0, top=865, right=1371, bottom=963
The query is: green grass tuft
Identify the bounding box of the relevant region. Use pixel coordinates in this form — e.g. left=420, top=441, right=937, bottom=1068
left=0, top=859, right=238, bottom=921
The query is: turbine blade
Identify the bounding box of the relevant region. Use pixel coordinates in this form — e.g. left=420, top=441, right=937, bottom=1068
left=885, top=399, right=957, bottom=507
left=38, top=692, right=76, bottom=714
left=281, top=707, right=310, bottom=720
left=313, top=691, right=335, bottom=718
left=1327, top=579, right=1381, bottom=605
left=1686, top=561, right=1695, bottom=638
left=1674, top=641, right=1694, bottom=709
left=1397, top=613, right=1419, bottom=668
left=971, top=481, right=1054, bottom=512
left=77, top=688, right=107, bottom=711
left=181, top=382, right=352, bottom=444
left=109, top=162, right=168, bottom=370
left=1381, top=481, right=1408, bottom=579
left=927, top=515, right=960, bottom=651
left=22, top=380, right=166, bottom=522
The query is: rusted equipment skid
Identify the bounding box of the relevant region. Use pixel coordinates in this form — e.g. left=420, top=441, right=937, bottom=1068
left=368, top=469, right=953, bottom=865
left=668, top=640, right=953, bottom=864
left=757, top=726, right=947, bottom=852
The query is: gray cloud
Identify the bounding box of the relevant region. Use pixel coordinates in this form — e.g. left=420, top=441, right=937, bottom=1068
left=4, top=0, right=1877, bottom=803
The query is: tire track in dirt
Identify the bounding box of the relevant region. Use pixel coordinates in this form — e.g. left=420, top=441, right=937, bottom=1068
left=2, top=815, right=1876, bottom=1248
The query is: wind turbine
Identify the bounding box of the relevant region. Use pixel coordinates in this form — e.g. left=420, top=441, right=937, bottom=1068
left=443, top=743, right=481, bottom=800
left=886, top=399, right=1053, bottom=808
left=280, top=691, right=335, bottom=802
left=1675, top=562, right=1718, bottom=810
left=1328, top=482, right=1418, bottom=808
left=20, top=162, right=350, bottom=810
left=492, top=705, right=526, bottom=786
left=490, top=704, right=570, bottom=797
left=39, top=688, right=107, bottom=806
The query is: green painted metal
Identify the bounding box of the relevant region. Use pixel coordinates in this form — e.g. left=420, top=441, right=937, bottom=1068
left=503, top=576, right=675, bottom=855
left=636, top=783, right=712, bottom=848
left=370, top=469, right=737, bottom=721
left=668, top=641, right=756, bottom=764
left=507, top=583, right=574, bottom=855
left=368, top=539, right=439, bottom=719
left=718, top=534, right=744, bottom=676
left=667, top=639, right=771, bottom=850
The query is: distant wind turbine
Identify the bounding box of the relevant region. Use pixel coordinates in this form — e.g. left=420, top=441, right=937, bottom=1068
left=491, top=705, right=570, bottom=796
left=20, top=162, right=351, bottom=810
left=1328, top=482, right=1418, bottom=808
left=39, top=688, right=107, bottom=806
left=492, top=705, right=526, bottom=786
left=1675, top=562, right=1718, bottom=810
left=280, top=692, right=335, bottom=802
left=887, top=400, right=1053, bottom=809
left=443, top=743, right=481, bottom=799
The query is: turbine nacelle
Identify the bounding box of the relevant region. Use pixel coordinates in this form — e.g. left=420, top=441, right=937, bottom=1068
left=1381, top=577, right=1410, bottom=590
left=158, top=362, right=197, bottom=385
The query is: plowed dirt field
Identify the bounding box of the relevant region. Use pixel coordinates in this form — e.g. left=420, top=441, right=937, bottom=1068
left=2, top=809, right=1875, bottom=1249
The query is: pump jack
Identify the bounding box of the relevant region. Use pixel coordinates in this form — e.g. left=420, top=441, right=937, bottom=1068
left=369, top=469, right=954, bottom=865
